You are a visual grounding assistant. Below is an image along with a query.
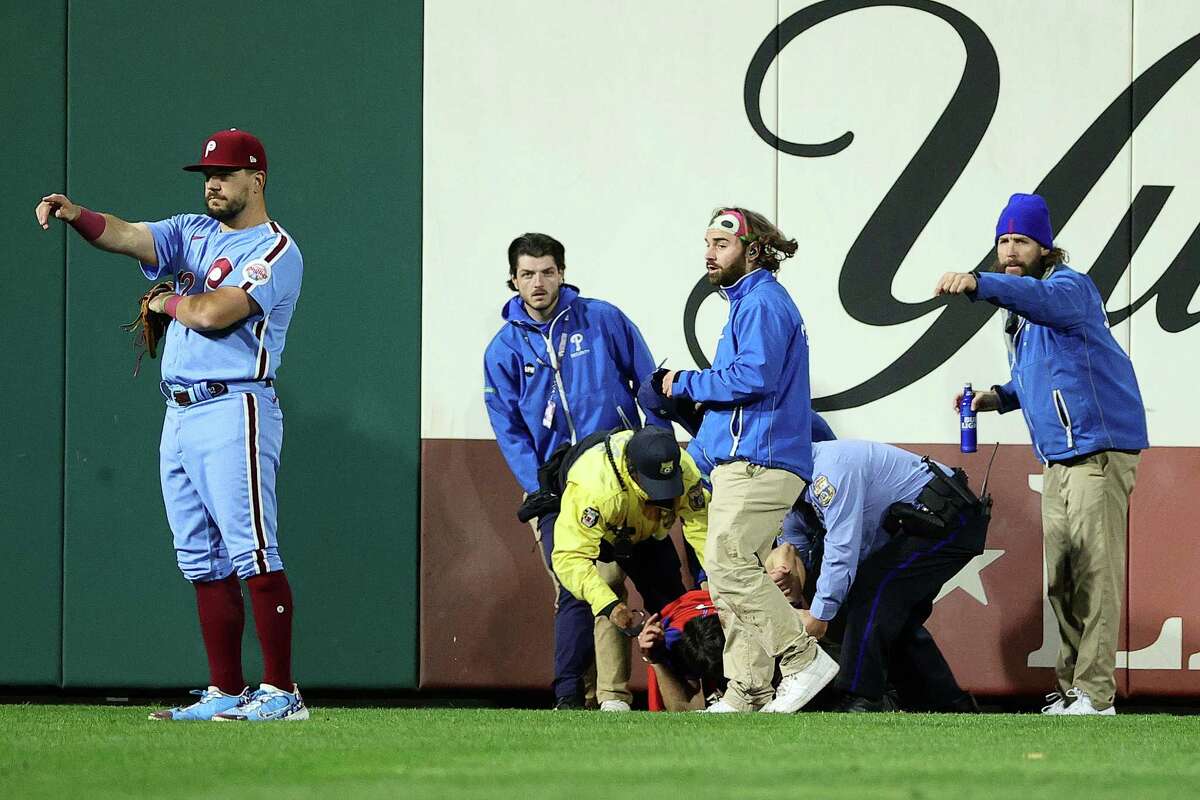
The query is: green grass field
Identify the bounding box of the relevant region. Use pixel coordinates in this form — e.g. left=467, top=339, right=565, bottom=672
left=1, top=706, right=1197, bottom=799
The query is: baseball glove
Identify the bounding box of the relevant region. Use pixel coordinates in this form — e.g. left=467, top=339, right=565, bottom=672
left=121, top=280, right=175, bottom=376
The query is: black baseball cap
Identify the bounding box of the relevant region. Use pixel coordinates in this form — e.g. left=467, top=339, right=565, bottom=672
left=626, top=426, right=684, bottom=501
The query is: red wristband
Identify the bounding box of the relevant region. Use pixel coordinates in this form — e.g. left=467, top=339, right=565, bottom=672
left=69, top=207, right=106, bottom=242
left=164, top=294, right=183, bottom=319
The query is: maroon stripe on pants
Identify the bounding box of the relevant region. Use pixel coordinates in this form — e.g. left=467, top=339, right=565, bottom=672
left=245, top=395, right=268, bottom=569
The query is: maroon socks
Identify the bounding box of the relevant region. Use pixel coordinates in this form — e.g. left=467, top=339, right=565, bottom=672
left=193, top=574, right=246, bottom=694
left=247, top=571, right=295, bottom=690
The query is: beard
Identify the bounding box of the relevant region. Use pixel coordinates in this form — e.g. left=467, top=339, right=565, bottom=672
left=990, top=256, right=1047, bottom=280
left=706, top=261, right=747, bottom=287
left=205, top=193, right=247, bottom=222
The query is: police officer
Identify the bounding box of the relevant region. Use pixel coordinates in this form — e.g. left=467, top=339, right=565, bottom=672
left=783, top=440, right=989, bottom=712
left=551, top=426, right=709, bottom=639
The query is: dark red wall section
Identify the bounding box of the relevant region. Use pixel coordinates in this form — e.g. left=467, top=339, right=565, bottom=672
left=422, top=439, right=1200, bottom=697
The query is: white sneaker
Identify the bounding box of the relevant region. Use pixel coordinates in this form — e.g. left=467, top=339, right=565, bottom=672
left=599, top=699, right=631, bottom=712
left=1040, top=691, right=1069, bottom=715
left=1060, top=688, right=1115, bottom=716
left=760, top=646, right=838, bottom=713
left=696, top=698, right=749, bottom=713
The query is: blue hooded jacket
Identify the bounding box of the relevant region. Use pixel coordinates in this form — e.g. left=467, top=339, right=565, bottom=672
left=674, top=268, right=814, bottom=481
left=483, top=285, right=669, bottom=493
left=972, top=265, right=1148, bottom=464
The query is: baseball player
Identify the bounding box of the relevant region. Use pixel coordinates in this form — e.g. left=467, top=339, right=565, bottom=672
left=484, top=233, right=671, bottom=710
left=35, top=128, right=306, bottom=722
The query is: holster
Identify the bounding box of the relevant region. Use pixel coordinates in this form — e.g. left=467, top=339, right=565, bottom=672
left=883, top=458, right=991, bottom=538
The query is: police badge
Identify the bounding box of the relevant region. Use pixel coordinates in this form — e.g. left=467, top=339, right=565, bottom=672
left=581, top=507, right=601, bottom=528
left=812, top=475, right=837, bottom=508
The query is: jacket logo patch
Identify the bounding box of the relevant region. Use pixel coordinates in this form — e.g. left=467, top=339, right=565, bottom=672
left=568, top=332, right=591, bottom=358
left=581, top=507, right=600, bottom=528
left=687, top=484, right=705, bottom=511
left=812, top=475, right=836, bottom=508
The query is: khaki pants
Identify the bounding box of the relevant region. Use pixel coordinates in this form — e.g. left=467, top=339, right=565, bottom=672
left=530, top=518, right=631, bottom=705
left=1042, top=450, right=1139, bottom=710
left=706, top=461, right=817, bottom=709
left=593, top=560, right=632, bottom=704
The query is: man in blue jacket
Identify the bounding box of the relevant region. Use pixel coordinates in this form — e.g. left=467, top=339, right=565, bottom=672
left=484, top=232, right=670, bottom=710
left=657, top=208, right=836, bottom=713
left=935, top=194, right=1147, bottom=716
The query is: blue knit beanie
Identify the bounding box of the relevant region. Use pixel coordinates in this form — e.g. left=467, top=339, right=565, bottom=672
left=995, top=193, right=1053, bottom=248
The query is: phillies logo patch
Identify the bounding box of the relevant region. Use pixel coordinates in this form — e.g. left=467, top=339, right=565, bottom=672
left=206, top=257, right=234, bottom=289
left=581, top=507, right=600, bottom=528
left=242, top=260, right=271, bottom=286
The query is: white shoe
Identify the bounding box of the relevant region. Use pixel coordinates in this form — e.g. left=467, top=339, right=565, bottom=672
left=599, top=699, right=631, bottom=712
left=696, top=698, right=749, bottom=713
left=1060, top=688, right=1115, bottom=716
left=1040, top=691, right=1069, bottom=715
left=761, top=646, right=838, bottom=713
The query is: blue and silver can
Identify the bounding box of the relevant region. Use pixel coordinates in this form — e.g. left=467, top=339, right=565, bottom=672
left=960, top=383, right=977, bottom=453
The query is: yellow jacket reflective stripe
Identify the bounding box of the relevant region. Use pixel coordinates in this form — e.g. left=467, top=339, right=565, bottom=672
left=551, top=429, right=710, bottom=615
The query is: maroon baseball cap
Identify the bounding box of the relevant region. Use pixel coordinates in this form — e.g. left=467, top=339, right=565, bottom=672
left=183, top=128, right=268, bottom=173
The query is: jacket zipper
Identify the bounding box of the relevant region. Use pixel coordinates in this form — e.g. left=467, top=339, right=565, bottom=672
left=1052, top=388, right=1074, bottom=450
left=1011, top=324, right=1046, bottom=463
left=728, top=406, right=743, bottom=457
left=542, top=309, right=577, bottom=444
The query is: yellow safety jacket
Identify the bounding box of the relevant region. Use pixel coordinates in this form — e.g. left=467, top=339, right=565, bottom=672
left=551, top=429, right=709, bottom=615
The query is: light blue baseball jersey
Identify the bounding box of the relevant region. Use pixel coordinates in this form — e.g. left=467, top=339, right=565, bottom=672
left=141, top=214, right=303, bottom=385
left=779, top=440, right=948, bottom=622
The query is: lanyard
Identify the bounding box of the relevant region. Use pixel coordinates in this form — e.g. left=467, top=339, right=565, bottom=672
left=520, top=329, right=568, bottom=368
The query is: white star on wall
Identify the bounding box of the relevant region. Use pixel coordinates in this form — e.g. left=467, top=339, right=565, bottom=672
left=933, top=549, right=1006, bottom=605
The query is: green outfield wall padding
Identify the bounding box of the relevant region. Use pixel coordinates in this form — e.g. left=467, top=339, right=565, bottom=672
left=60, top=0, right=421, bottom=689
left=0, top=2, right=67, bottom=686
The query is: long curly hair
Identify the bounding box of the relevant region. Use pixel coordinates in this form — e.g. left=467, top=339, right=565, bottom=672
left=711, top=207, right=798, bottom=272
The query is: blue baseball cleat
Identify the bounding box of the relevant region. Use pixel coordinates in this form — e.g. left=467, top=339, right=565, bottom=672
left=213, top=683, right=309, bottom=722
left=149, top=686, right=249, bottom=721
